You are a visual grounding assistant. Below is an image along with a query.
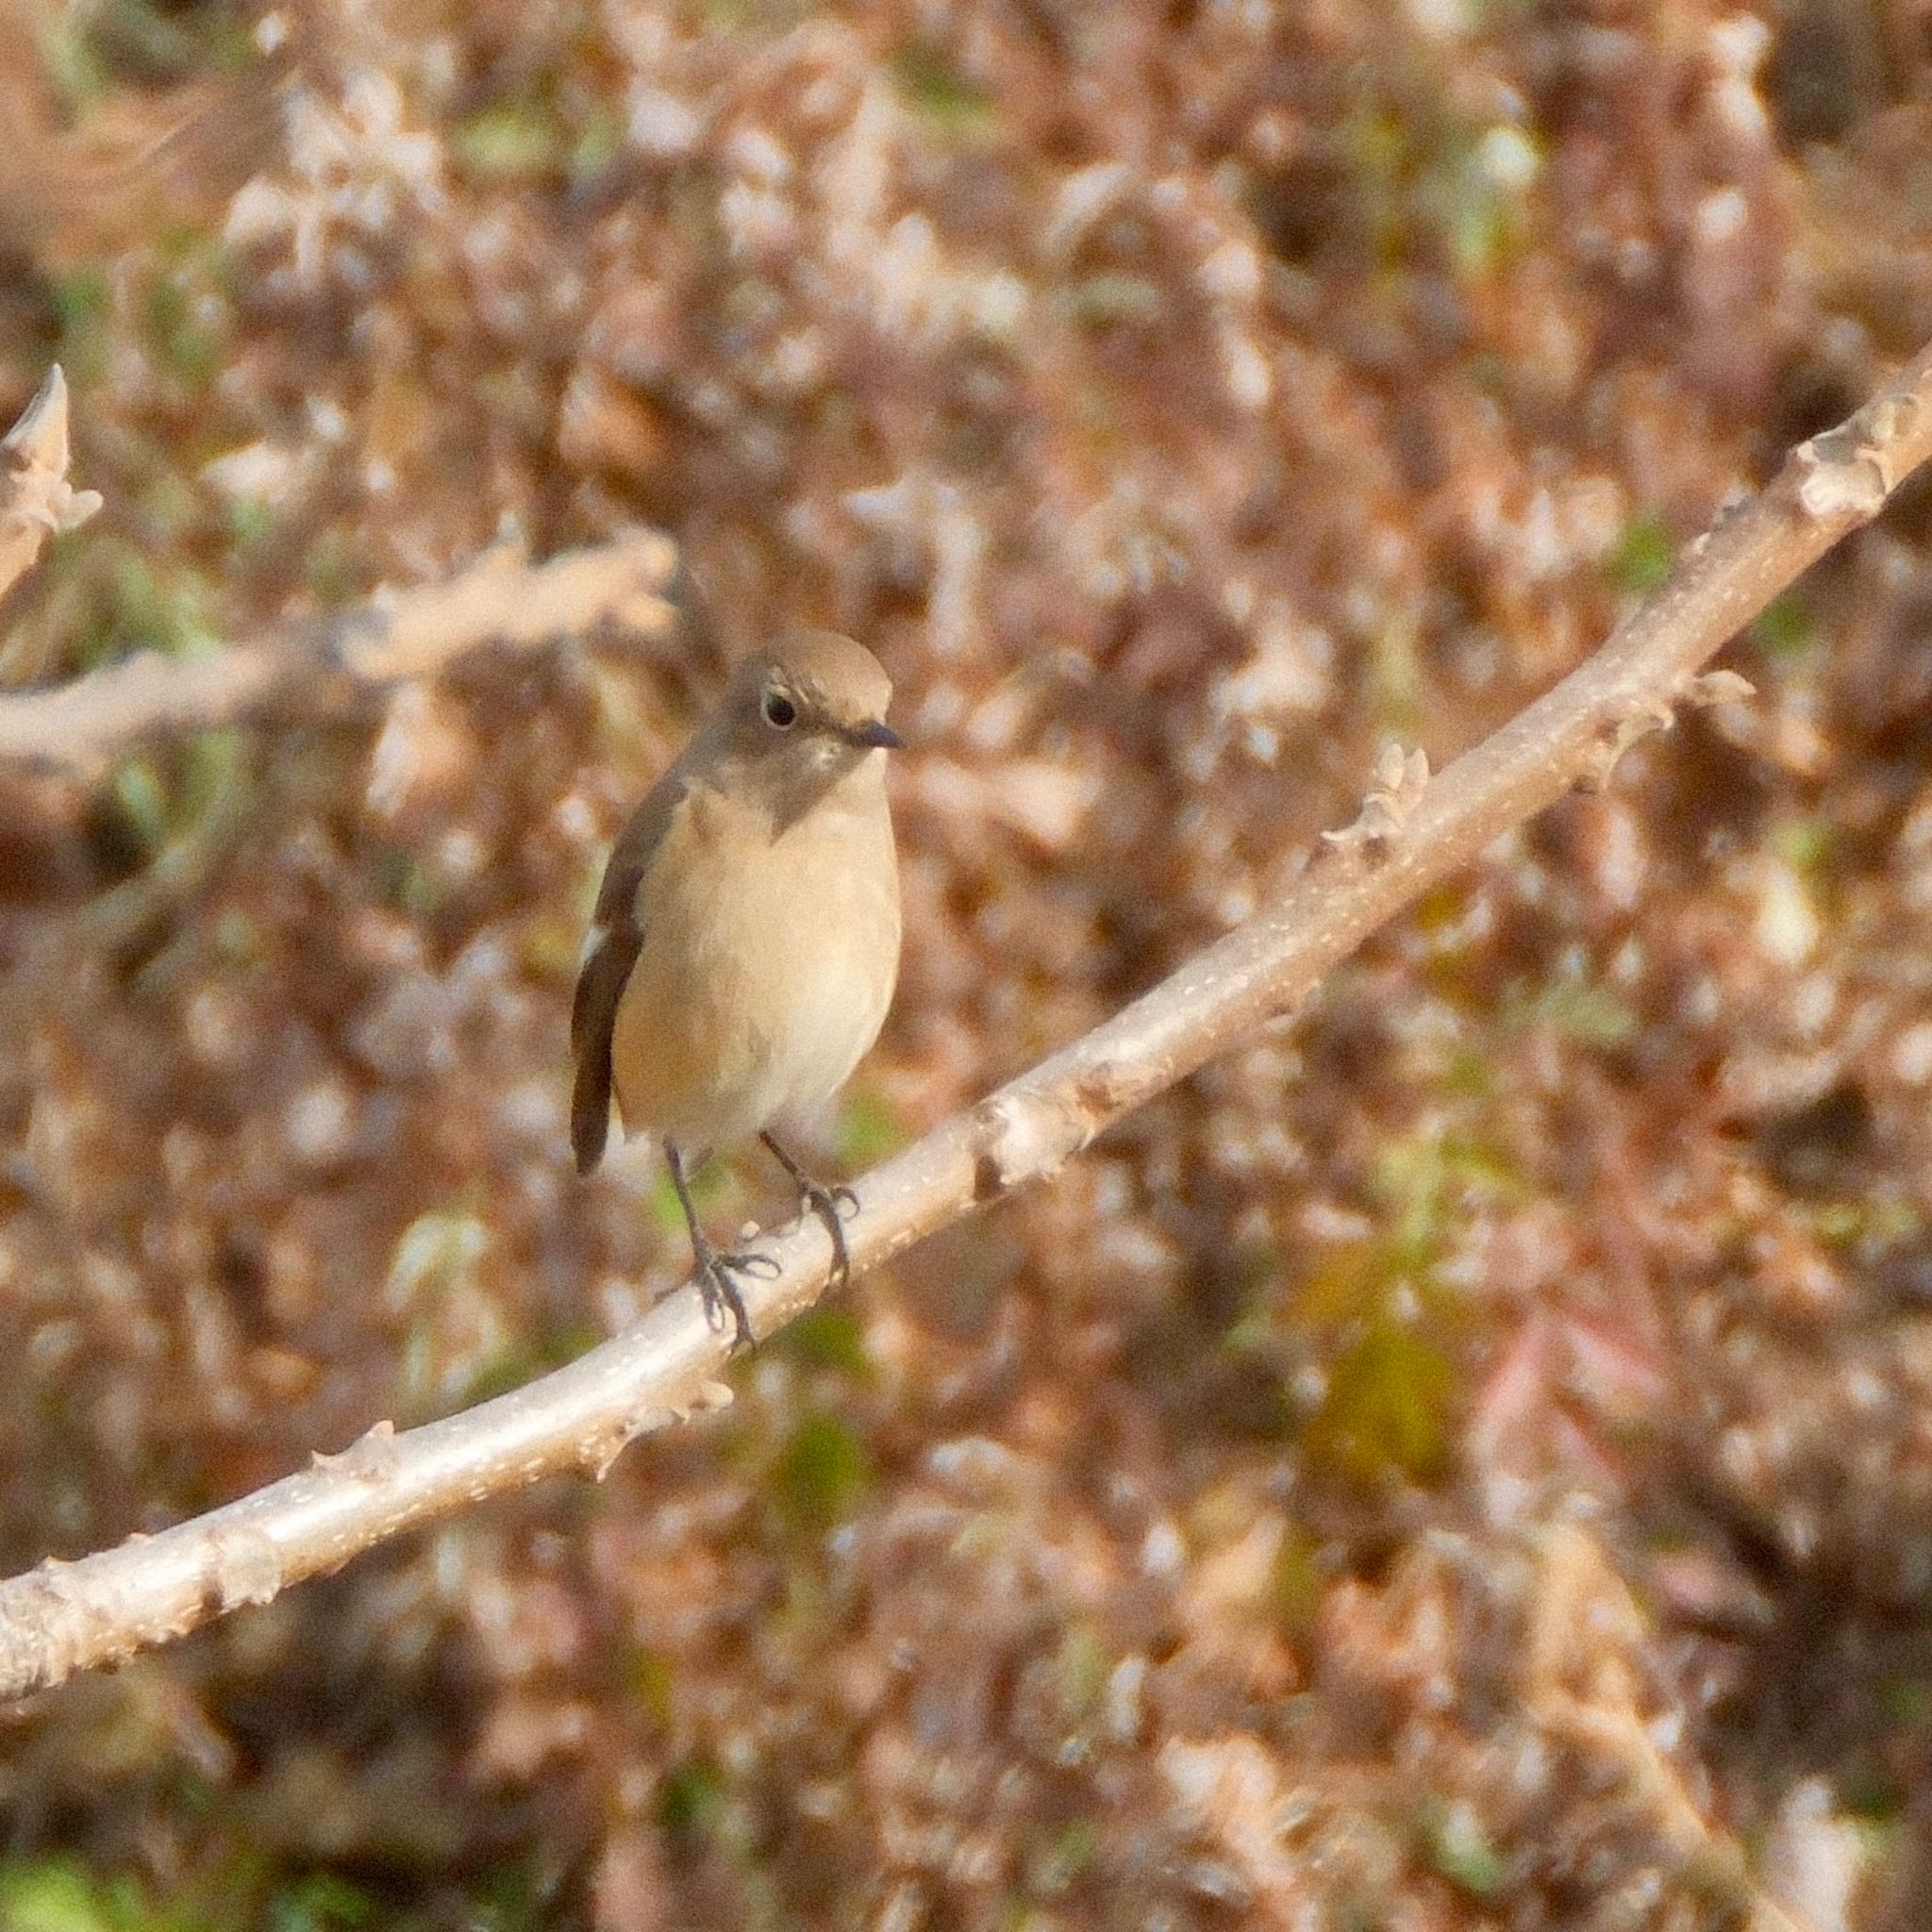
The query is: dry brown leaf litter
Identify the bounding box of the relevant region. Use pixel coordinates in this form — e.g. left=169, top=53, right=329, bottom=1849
left=2, top=0, right=1932, bottom=1925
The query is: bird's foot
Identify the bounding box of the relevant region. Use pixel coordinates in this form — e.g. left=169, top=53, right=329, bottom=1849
left=758, top=1134, right=862, bottom=1291
left=690, top=1228, right=777, bottom=1351
left=794, top=1175, right=859, bottom=1291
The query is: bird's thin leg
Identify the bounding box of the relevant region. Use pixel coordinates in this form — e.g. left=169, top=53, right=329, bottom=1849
left=760, top=1132, right=858, bottom=1291
left=665, top=1141, right=772, bottom=1349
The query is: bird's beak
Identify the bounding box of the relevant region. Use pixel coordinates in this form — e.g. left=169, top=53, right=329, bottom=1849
left=842, top=719, right=903, bottom=751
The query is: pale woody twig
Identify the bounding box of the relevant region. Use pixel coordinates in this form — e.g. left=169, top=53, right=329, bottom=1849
left=0, top=367, right=102, bottom=608
left=0, top=364, right=679, bottom=773
left=1, top=340, right=1931, bottom=1707
left=0, top=527, right=682, bottom=779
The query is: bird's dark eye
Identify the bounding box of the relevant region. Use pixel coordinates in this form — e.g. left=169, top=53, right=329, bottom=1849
left=762, top=690, right=798, bottom=729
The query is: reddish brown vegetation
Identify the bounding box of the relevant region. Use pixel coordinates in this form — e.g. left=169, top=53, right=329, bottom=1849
left=3, top=1, right=1932, bottom=1925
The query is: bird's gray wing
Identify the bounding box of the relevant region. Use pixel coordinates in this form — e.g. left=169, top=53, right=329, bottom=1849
left=570, top=770, right=689, bottom=1174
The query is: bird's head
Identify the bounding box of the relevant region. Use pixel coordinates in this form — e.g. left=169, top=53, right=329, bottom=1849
left=713, top=631, right=901, bottom=825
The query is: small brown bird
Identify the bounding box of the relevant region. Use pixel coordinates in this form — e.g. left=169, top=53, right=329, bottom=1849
left=571, top=631, right=903, bottom=1346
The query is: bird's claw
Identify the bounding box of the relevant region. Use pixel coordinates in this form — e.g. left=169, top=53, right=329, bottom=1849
left=795, top=1177, right=857, bottom=1290
left=755, top=1135, right=863, bottom=1291
left=690, top=1237, right=771, bottom=1351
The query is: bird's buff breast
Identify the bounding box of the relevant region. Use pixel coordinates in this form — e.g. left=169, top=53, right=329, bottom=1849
left=609, top=775, right=900, bottom=1152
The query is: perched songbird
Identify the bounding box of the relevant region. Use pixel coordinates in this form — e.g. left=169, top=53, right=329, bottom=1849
left=571, top=632, right=903, bottom=1346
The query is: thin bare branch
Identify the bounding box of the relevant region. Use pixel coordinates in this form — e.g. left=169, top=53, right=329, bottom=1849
left=0, top=367, right=101, bottom=608
left=2, top=341, right=1930, bottom=1705
left=0, top=528, right=682, bottom=779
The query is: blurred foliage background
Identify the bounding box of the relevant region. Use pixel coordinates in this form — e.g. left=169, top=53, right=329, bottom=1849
left=3, top=0, right=1932, bottom=1925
